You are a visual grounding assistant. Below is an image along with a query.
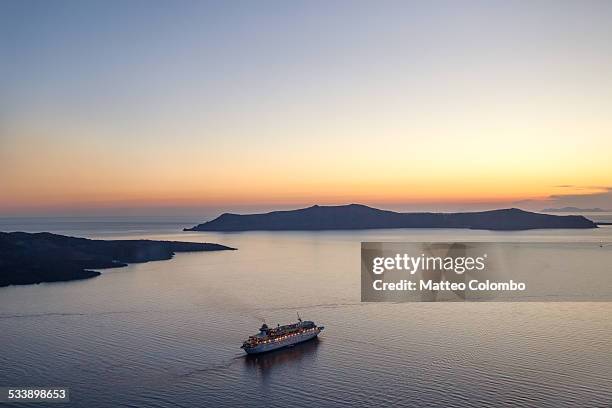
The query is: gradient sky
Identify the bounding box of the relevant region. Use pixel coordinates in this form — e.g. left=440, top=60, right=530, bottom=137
left=1, top=0, right=612, bottom=216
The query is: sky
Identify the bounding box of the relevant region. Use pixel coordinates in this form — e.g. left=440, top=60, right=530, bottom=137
left=1, top=0, right=612, bottom=217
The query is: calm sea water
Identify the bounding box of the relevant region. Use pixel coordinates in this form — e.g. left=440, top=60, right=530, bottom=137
left=1, top=217, right=611, bottom=407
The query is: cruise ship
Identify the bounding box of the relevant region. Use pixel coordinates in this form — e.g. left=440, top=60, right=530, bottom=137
left=241, top=314, right=324, bottom=354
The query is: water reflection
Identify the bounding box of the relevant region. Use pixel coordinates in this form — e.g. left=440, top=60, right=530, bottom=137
left=243, top=337, right=321, bottom=374
left=2, top=224, right=611, bottom=407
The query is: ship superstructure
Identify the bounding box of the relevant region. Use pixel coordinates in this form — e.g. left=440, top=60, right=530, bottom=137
left=240, top=314, right=324, bottom=354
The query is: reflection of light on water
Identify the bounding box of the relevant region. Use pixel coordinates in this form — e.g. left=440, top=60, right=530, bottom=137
left=244, top=337, right=321, bottom=374
left=2, top=227, right=612, bottom=407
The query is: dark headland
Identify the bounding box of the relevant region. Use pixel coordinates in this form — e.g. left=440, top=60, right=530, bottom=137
left=185, top=204, right=597, bottom=232
left=0, top=232, right=235, bottom=287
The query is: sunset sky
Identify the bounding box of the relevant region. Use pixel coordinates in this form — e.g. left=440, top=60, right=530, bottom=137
left=2, top=1, right=612, bottom=216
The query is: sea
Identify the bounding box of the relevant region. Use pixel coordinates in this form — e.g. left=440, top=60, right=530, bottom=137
left=1, top=214, right=611, bottom=407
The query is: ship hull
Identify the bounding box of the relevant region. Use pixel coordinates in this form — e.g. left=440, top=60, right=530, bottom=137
left=243, top=329, right=320, bottom=354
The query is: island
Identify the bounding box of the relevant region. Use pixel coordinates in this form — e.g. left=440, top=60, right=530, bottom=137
left=185, top=204, right=597, bottom=232
left=0, top=231, right=235, bottom=287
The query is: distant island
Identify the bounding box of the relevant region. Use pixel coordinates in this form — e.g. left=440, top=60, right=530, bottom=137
left=185, top=204, right=597, bottom=232
left=541, top=207, right=609, bottom=213
left=0, top=232, right=235, bottom=287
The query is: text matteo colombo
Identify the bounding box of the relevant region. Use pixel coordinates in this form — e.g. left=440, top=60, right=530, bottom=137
left=370, top=253, right=526, bottom=292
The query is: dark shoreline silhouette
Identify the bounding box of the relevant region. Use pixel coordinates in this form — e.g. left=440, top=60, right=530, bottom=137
left=0, top=232, right=235, bottom=287
left=185, top=204, right=597, bottom=232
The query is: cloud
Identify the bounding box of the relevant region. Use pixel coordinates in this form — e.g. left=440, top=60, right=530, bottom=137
left=514, top=186, right=612, bottom=211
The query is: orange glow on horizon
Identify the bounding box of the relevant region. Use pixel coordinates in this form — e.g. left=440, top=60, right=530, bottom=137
left=1, top=183, right=608, bottom=215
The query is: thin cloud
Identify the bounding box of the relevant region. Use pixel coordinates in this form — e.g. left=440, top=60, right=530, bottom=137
left=513, top=186, right=612, bottom=211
